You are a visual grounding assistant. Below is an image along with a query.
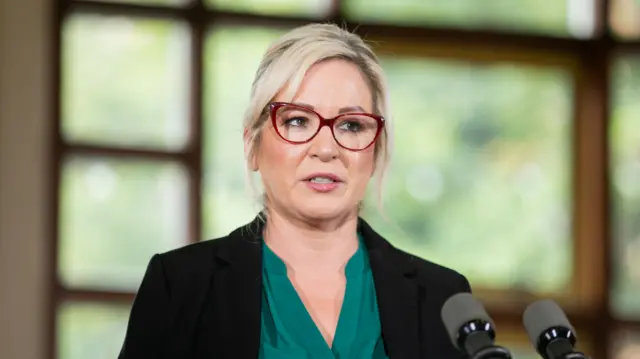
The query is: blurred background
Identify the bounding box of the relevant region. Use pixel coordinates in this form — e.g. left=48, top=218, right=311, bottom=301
left=1, top=0, right=639, bottom=358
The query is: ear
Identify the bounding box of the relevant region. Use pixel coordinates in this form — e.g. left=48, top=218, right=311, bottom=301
left=244, top=128, right=259, bottom=172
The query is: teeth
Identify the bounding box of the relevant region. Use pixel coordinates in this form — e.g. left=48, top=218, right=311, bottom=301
left=310, top=177, right=335, bottom=183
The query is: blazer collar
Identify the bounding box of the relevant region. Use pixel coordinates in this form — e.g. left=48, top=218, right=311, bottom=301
left=215, top=213, right=416, bottom=274
left=212, top=213, right=421, bottom=359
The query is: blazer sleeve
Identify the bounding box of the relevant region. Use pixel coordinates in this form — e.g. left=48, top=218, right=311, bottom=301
left=119, top=254, right=171, bottom=359
left=460, top=274, right=472, bottom=293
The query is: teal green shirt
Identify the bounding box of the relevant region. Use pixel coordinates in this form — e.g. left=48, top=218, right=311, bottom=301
left=259, top=235, right=389, bottom=359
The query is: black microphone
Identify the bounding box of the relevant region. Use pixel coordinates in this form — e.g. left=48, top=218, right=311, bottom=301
left=441, top=293, right=513, bottom=359
left=522, top=300, right=589, bottom=359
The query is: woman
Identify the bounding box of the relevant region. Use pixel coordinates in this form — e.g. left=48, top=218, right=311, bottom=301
left=119, top=23, right=471, bottom=359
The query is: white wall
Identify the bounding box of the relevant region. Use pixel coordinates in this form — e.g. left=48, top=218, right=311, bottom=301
left=0, top=0, right=52, bottom=357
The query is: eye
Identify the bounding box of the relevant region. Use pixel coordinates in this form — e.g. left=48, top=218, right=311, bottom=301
left=284, top=116, right=308, bottom=127
left=337, top=120, right=363, bottom=132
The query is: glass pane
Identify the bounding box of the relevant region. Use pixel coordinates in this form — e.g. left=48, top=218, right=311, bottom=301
left=76, top=0, right=187, bottom=5
left=363, top=59, right=573, bottom=293
left=343, top=0, right=596, bottom=38
left=612, top=331, right=640, bottom=359
left=57, top=302, right=130, bottom=359
left=59, top=156, right=189, bottom=290
left=611, top=56, right=640, bottom=318
left=610, top=0, right=640, bottom=39
left=202, top=26, right=288, bottom=239
left=61, top=14, right=191, bottom=150
left=206, top=0, right=333, bottom=17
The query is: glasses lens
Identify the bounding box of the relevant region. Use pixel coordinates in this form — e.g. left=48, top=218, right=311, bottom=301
left=274, top=105, right=320, bottom=143
left=332, top=115, right=380, bottom=150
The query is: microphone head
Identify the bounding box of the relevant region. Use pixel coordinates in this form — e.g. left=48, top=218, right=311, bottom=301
left=522, top=300, right=577, bottom=353
left=441, top=292, right=495, bottom=349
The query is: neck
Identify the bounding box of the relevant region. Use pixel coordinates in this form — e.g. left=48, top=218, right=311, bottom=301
left=262, top=207, right=360, bottom=274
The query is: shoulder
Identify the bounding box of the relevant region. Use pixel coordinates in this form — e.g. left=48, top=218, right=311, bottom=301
left=151, top=217, right=263, bottom=282
left=391, top=244, right=471, bottom=293
left=150, top=233, right=236, bottom=286
left=357, top=217, right=471, bottom=294
left=156, top=235, right=227, bottom=265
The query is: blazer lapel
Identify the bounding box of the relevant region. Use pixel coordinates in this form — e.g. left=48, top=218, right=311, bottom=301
left=359, top=219, right=421, bottom=359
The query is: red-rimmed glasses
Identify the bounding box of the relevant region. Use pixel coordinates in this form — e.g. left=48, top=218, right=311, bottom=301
left=267, top=102, right=385, bottom=151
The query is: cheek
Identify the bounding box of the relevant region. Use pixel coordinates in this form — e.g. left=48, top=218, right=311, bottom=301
left=258, top=133, right=306, bottom=185
left=348, top=150, right=376, bottom=185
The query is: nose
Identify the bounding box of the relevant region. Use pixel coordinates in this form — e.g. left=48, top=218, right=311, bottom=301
left=308, top=126, right=339, bottom=161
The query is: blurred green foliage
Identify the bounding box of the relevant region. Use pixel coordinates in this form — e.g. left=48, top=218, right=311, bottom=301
left=207, top=0, right=333, bottom=17
left=208, top=0, right=572, bottom=37
left=58, top=302, right=130, bottom=359
left=62, top=16, right=191, bottom=150
left=77, top=0, right=187, bottom=5
left=610, top=56, right=640, bottom=319
left=343, top=0, right=569, bottom=36
left=59, top=156, right=189, bottom=290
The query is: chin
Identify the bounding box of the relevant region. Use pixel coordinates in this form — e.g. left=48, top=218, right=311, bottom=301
left=297, top=201, right=351, bottom=220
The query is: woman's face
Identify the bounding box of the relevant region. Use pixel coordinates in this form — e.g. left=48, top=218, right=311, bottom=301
left=252, top=59, right=377, bottom=222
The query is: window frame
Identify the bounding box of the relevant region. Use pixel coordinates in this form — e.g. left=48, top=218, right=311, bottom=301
left=47, top=0, right=640, bottom=358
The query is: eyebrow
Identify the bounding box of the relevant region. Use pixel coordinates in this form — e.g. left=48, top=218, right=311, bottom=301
left=292, top=102, right=366, bottom=114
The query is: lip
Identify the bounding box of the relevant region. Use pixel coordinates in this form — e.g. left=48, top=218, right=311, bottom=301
left=303, top=173, right=344, bottom=182
left=306, top=181, right=340, bottom=193
left=303, top=173, right=344, bottom=193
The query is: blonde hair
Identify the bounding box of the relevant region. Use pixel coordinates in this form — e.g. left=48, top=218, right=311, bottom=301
left=243, top=23, right=394, bottom=213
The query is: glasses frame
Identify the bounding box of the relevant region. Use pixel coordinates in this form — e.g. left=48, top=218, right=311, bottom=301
left=267, top=102, right=385, bottom=152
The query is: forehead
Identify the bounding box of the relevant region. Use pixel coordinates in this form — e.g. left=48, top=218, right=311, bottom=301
left=277, top=59, right=374, bottom=114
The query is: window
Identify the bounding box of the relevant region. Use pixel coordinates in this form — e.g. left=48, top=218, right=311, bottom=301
left=342, top=0, right=594, bottom=37
left=51, top=1, right=639, bottom=358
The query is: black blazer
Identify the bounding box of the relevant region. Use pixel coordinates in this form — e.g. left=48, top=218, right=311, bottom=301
left=119, top=215, right=472, bottom=359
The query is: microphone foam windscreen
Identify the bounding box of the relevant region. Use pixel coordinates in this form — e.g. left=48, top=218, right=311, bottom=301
left=441, top=292, right=494, bottom=349
left=522, top=299, right=577, bottom=348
